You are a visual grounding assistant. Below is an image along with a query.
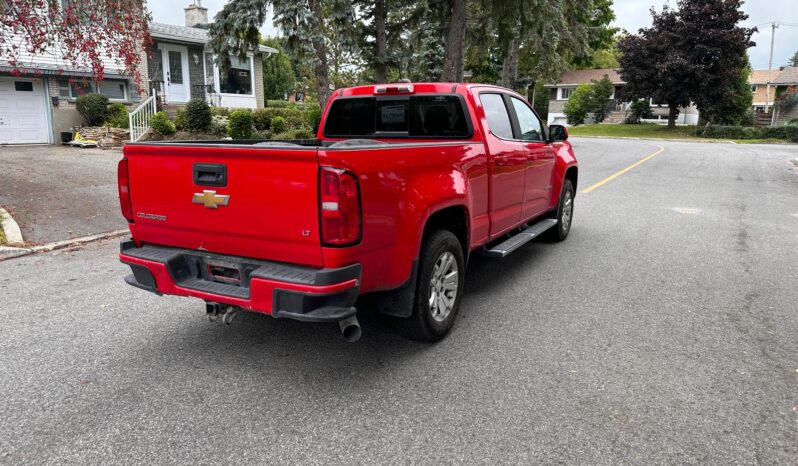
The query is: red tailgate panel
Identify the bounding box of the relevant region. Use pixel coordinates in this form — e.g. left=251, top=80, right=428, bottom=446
left=124, top=144, right=324, bottom=268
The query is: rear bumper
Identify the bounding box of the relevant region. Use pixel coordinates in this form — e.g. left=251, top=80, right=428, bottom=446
left=119, top=240, right=360, bottom=322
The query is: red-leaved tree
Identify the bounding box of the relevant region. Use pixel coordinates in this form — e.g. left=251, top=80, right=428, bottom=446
left=0, top=0, right=151, bottom=89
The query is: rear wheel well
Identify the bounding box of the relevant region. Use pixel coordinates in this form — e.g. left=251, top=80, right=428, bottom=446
left=565, top=166, right=578, bottom=194
left=422, top=206, right=469, bottom=260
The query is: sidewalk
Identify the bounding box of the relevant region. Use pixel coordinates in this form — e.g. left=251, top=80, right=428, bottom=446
left=0, top=145, right=126, bottom=244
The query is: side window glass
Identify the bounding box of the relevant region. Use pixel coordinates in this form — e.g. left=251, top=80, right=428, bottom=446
left=511, top=97, right=543, bottom=142
left=479, top=93, right=513, bottom=139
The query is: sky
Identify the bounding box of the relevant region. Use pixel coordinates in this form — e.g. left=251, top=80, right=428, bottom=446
left=150, top=0, right=798, bottom=71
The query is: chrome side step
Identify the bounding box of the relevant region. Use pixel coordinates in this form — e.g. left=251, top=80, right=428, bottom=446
left=482, top=218, right=558, bottom=258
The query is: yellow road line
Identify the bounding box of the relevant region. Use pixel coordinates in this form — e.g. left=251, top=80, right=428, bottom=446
left=581, top=146, right=665, bottom=194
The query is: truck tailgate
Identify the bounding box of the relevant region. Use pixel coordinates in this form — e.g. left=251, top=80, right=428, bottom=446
left=124, top=144, right=323, bottom=267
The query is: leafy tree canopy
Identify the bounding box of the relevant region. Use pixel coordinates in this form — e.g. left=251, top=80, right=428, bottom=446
left=618, top=0, right=755, bottom=127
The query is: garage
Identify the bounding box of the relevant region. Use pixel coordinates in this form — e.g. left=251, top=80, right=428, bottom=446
left=0, top=77, right=51, bottom=144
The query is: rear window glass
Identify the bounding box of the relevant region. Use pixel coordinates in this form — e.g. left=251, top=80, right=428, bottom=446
left=324, top=95, right=471, bottom=138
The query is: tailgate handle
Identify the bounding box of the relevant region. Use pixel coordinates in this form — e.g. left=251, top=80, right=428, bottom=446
left=193, top=163, right=227, bottom=187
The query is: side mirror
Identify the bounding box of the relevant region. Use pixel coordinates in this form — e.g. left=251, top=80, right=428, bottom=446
left=549, top=124, right=568, bottom=142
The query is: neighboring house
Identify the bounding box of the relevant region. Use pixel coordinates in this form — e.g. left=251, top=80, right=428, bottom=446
left=147, top=1, right=277, bottom=110
left=769, top=67, right=798, bottom=125
left=544, top=68, right=700, bottom=126
left=0, top=2, right=148, bottom=144
left=748, top=69, right=778, bottom=113
left=0, top=1, right=277, bottom=145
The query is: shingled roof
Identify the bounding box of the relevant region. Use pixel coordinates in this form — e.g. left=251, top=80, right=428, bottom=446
left=149, top=22, right=278, bottom=55
left=772, top=67, right=798, bottom=85
left=545, top=69, right=625, bottom=87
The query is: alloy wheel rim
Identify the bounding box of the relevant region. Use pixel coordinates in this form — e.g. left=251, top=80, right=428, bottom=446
left=429, top=251, right=458, bottom=322
left=562, top=191, right=573, bottom=232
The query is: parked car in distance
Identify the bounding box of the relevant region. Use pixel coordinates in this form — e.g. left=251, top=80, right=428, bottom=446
left=118, top=82, right=578, bottom=342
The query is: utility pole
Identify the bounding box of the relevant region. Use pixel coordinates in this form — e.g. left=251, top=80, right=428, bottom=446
left=766, top=22, right=779, bottom=113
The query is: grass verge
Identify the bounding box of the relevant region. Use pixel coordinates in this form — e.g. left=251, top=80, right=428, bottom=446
left=568, top=124, right=699, bottom=140
left=567, top=123, right=792, bottom=144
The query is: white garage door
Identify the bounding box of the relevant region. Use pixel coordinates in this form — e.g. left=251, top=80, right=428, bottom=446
left=0, top=78, right=50, bottom=144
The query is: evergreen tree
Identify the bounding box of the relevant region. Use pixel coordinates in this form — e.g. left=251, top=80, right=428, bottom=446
left=261, top=38, right=296, bottom=101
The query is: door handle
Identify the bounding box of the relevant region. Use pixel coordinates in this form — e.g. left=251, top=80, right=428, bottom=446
left=193, top=163, right=227, bottom=187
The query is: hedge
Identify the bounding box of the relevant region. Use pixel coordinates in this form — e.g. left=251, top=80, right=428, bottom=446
left=696, top=125, right=798, bottom=142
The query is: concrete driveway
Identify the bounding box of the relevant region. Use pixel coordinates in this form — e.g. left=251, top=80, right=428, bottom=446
left=0, top=145, right=125, bottom=244
left=1, top=138, right=796, bottom=463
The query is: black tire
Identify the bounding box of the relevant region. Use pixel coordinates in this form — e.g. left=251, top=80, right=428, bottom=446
left=545, top=179, right=575, bottom=242
left=395, top=230, right=466, bottom=342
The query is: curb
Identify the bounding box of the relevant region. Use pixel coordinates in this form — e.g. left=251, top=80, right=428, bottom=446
left=0, top=229, right=128, bottom=262
left=0, top=207, right=24, bottom=245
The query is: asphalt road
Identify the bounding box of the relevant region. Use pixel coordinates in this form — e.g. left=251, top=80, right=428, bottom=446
left=0, top=145, right=124, bottom=244
left=1, top=138, right=797, bottom=464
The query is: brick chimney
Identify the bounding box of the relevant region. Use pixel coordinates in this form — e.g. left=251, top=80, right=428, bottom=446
left=184, top=0, right=208, bottom=28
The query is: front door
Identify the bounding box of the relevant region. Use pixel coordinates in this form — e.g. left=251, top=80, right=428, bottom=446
left=478, top=91, right=527, bottom=239
left=161, top=45, right=190, bottom=103
left=508, top=96, right=556, bottom=219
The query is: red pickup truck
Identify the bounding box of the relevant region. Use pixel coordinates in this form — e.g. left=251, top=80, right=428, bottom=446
left=118, top=83, right=577, bottom=342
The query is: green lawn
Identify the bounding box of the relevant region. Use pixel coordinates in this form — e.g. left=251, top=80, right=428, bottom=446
left=568, top=123, right=699, bottom=140
left=566, top=123, right=788, bottom=144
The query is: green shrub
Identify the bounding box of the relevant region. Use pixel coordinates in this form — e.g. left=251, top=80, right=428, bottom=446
left=252, top=109, right=271, bottom=130
left=272, top=127, right=314, bottom=140
left=696, top=124, right=798, bottom=142
left=184, top=99, right=212, bottom=132
left=76, top=93, right=109, bottom=126
left=173, top=108, right=187, bottom=131
left=626, top=100, right=654, bottom=124
left=306, top=105, right=322, bottom=131
left=210, top=116, right=228, bottom=137
left=563, top=84, right=592, bottom=126
left=105, top=103, right=129, bottom=129
left=266, top=100, right=291, bottom=108
left=210, top=107, right=230, bottom=117
left=150, top=112, right=176, bottom=135
left=788, top=117, right=798, bottom=126
left=228, top=109, right=254, bottom=139
left=262, top=107, right=307, bottom=129
left=588, top=76, right=614, bottom=123
left=270, top=115, right=287, bottom=134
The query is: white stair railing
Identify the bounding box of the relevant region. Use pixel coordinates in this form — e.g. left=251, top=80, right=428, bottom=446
left=128, top=90, right=158, bottom=142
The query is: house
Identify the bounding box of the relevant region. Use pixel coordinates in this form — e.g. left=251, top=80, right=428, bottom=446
left=544, top=68, right=700, bottom=126
left=768, top=67, right=798, bottom=125
left=748, top=69, right=778, bottom=113
left=0, top=1, right=147, bottom=145
left=147, top=1, right=277, bottom=110
left=0, top=1, right=277, bottom=145
left=749, top=67, right=798, bottom=111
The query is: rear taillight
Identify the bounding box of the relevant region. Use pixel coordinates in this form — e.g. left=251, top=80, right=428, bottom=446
left=118, top=158, right=134, bottom=222
left=319, top=167, right=361, bottom=246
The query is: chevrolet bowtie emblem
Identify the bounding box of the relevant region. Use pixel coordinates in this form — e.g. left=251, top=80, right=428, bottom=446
left=192, top=190, right=230, bottom=209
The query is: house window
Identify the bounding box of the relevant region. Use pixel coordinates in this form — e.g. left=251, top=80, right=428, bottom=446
left=14, top=81, right=33, bottom=92
left=559, top=87, right=575, bottom=100
left=219, top=56, right=252, bottom=95
left=57, top=78, right=128, bottom=101
left=750, top=85, right=758, bottom=93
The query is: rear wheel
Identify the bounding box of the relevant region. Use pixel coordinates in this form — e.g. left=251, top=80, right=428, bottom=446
left=545, top=179, right=574, bottom=242
left=395, top=230, right=465, bottom=342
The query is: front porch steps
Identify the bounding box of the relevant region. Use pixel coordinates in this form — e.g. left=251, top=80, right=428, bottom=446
left=601, top=110, right=628, bottom=124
